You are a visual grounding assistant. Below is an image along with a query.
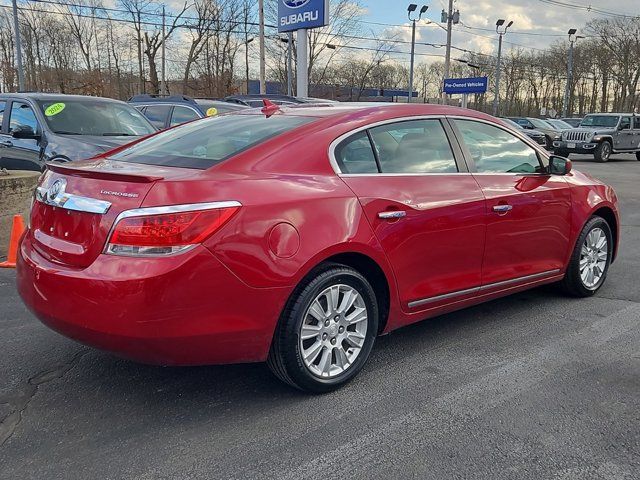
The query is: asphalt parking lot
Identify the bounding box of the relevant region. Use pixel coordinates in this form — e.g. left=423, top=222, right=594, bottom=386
left=1, top=154, right=639, bottom=480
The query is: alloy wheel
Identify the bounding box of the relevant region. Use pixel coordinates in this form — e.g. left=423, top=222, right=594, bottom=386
left=579, top=227, right=608, bottom=289
left=299, top=284, right=368, bottom=378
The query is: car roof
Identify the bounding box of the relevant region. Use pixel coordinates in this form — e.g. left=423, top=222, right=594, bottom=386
left=0, top=92, right=126, bottom=103
left=583, top=113, right=633, bottom=116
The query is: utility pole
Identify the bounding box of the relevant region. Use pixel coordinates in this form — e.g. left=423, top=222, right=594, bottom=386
left=161, top=4, right=166, bottom=95
left=492, top=19, right=512, bottom=117
left=11, top=0, right=25, bottom=91
left=245, top=37, right=253, bottom=95
left=258, top=0, right=266, bottom=94
left=441, top=0, right=455, bottom=104
left=407, top=4, right=428, bottom=104
left=563, top=29, right=583, bottom=118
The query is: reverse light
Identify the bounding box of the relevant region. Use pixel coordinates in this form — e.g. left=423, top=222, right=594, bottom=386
left=105, top=201, right=240, bottom=256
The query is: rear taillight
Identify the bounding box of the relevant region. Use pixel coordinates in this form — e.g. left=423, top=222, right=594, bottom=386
left=105, top=202, right=240, bottom=256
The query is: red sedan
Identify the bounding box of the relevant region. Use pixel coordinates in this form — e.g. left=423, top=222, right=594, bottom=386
left=17, top=103, right=619, bottom=392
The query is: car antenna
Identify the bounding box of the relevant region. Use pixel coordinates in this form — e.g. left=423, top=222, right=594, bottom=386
left=261, top=99, right=280, bottom=118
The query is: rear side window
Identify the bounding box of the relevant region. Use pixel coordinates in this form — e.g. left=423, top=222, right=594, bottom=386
left=334, top=131, right=378, bottom=174
left=369, top=119, right=458, bottom=174
left=170, top=106, right=200, bottom=127
left=0, top=101, right=5, bottom=130
left=143, top=105, right=171, bottom=129
left=109, top=114, right=314, bottom=169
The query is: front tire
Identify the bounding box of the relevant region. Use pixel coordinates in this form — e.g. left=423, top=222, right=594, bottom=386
left=268, top=264, right=379, bottom=393
left=594, top=141, right=612, bottom=162
left=560, top=216, right=612, bottom=297
left=635, top=151, right=640, bottom=161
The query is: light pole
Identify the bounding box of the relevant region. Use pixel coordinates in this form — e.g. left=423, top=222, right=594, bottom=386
left=245, top=37, right=254, bottom=94
left=280, top=36, right=294, bottom=96
left=258, top=0, right=266, bottom=94
left=492, top=19, right=513, bottom=117
left=407, top=4, right=428, bottom=103
left=563, top=29, right=584, bottom=118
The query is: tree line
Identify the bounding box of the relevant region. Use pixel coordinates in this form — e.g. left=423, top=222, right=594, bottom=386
left=0, top=0, right=638, bottom=116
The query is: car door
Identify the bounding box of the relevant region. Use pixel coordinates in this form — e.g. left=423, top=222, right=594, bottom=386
left=0, top=100, right=43, bottom=171
left=333, top=118, right=486, bottom=312
left=616, top=116, right=633, bottom=150
left=140, top=104, right=172, bottom=130
left=632, top=117, right=640, bottom=150
left=450, top=118, right=572, bottom=289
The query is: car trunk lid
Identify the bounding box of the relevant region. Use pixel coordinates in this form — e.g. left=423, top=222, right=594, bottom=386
left=30, top=159, right=192, bottom=268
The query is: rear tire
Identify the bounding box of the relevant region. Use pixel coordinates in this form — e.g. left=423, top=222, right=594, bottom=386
left=635, top=151, right=640, bottom=161
left=594, top=141, right=612, bottom=162
left=268, top=264, right=379, bottom=393
left=560, top=216, right=612, bottom=297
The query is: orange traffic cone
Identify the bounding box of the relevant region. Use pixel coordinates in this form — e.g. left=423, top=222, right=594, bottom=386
left=0, top=215, right=26, bottom=269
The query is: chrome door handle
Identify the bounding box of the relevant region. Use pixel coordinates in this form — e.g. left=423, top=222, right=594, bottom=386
left=378, top=210, right=406, bottom=219
left=492, top=204, right=513, bottom=214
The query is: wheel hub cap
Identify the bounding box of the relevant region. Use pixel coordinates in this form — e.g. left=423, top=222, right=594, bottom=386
left=299, top=284, right=368, bottom=378
left=579, top=227, right=608, bottom=289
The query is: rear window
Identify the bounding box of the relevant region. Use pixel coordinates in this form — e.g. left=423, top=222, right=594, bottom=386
left=108, top=114, right=314, bottom=169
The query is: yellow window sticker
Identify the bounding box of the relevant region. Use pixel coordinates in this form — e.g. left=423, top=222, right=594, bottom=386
left=45, top=103, right=66, bottom=116
left=206, top=107, right=218, bottom=117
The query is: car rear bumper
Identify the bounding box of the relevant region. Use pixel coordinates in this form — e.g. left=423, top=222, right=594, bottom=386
left=17, top=234, right=288, bottom=365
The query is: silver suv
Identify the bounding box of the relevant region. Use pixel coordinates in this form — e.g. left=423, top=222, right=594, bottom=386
left=553, top=113, right=640, bottom=162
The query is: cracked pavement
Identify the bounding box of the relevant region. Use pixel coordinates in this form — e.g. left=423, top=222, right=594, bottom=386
left=1, top=154, right=639, bottom=479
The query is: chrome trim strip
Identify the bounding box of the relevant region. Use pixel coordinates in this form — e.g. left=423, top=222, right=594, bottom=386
left=407, top=269, right=561, bottom=309
left=378, top=210, right=406, bottom=219
left=35, top=186, right=112, bottom=214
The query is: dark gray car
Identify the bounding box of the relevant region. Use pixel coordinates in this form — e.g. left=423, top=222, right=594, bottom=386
left=0, top=93, right=156, bottom=171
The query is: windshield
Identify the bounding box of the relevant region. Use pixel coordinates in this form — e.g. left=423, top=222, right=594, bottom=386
left=38, top=100, right=155, bottom=136
left=502, top=118, right=524, bottom=130
left=108, top=114, right=314, bottom=169
left=547, top=119, right=573, bottom=130
left=529, top=118, right=554, bottom=129
left=580, top=115, right=620, bottom=128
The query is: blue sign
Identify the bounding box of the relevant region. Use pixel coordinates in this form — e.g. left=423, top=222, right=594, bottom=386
left=443, top=77, right=488, bottom=94
left=278, top=0, right=330, bottom=33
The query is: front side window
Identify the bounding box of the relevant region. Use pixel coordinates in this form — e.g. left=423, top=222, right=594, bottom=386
left=37, top=100, right=155, bottom=136
left=109, top=114, right=314, bottom=169
left=368, top=119, right=458, bottom=174
left=619, top=117, right=631, bottom=130
left=454, top=119, right=544, bottom=174
left=170, top=106, right=200, bottom=127
left=334, top=131, right=378, bottom=174
left=9, top=102, right=38, bottom=133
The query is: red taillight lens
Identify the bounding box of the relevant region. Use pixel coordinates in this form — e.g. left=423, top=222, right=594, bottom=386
left=106, top=205, right=239, bottom=256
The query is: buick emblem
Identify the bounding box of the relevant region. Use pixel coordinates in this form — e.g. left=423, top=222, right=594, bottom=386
left=48, top=178, right=66, bottom=202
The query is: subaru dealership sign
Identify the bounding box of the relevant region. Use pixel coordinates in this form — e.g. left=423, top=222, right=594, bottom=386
left=278, top=0, right=330, bottom=33
left=443, top=77, right=489, bottom=95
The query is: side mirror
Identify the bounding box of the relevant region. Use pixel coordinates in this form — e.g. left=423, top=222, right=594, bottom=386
left=549, top=155, right=572, bottom=175
left=11, top=125, right=40, bottom=140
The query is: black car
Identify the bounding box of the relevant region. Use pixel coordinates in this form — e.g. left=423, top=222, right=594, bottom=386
left=0, top=93, right=156, bottom=171
left=129, top=94, right=248, bottom=130
left=560, top=117, right=583, bottom=128
left=501, top=118, right=548, bottom=146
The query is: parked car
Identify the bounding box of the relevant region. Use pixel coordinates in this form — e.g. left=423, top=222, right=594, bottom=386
left=223, top=94, right=305, bottom=107
left=505, top=117, right=560, bottom=149
left=501, top=118, right=547, bottom=146
left=129, top=94, right=248, bottom=129
left=0, top=93, right=156, bottom=171
left=560, top=117, right=583, bottom=128
left=554, top=113, right=640, bottom=162
left=18, top=104, right=620, bottom=392
left=545, top=119, right=575, bottom=130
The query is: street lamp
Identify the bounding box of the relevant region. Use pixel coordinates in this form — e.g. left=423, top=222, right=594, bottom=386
left=492, top=19, right=513, bottom=116
left=563, top=29, right=584, bottom=117
left=245, top=37, right=254, bottom=94
left=279, top=36, right=294, bottom=96
left=408, top=4, right=429, bottom=103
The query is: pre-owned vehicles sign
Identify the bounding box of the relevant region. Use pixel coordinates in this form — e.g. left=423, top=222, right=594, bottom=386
left=278, top=0, right=329, bottom=33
